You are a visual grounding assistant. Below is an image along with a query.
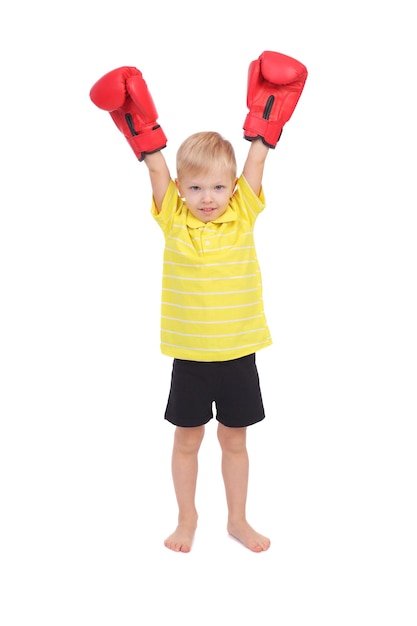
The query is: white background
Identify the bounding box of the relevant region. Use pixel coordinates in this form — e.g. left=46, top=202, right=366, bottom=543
left=1, top=1, right=416, bottom=624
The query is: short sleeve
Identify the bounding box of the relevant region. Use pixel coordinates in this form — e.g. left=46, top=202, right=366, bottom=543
left=151, top=179, right=182, bottom=235
left=230, top=175, right=266, bottom=226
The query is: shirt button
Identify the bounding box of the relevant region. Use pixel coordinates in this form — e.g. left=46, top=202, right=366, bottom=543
left=206, top=240, right=211, bottom=245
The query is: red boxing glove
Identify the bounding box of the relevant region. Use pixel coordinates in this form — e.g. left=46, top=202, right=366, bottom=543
left=90, top=66, right=167, bottom=161
left=243, top=51, right=307, bottom=148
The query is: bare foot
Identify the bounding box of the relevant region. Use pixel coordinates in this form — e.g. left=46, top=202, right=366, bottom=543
left=227, top=520, right=271, bottom=552
left=164, top=522, right=197, bottom=553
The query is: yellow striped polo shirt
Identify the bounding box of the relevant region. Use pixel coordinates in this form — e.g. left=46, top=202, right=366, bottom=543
left=151, top=174, right=272, bottom=361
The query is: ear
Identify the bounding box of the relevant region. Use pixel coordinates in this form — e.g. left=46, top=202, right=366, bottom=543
left=175, top=178, right=185, bottom=200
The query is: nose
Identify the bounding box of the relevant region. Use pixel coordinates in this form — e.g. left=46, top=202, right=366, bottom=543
left=202, top=188, right=212, bottom=203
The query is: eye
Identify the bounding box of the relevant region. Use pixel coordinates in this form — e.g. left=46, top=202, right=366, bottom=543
left=214, top=185, right=225, bottom=191
left=190, top=185, right=200, bottom=191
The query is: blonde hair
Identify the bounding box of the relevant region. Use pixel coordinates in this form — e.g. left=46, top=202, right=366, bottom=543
left=176, top=131, right=237, bottom=182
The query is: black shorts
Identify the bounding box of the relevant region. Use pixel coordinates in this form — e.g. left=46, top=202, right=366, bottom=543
left=164, top=353, right=265, bottom=428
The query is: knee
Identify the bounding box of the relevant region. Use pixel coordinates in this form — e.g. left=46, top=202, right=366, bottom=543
left=174, top=425, right=205, bottom=454
left=217, top=424, right=246, bottom=453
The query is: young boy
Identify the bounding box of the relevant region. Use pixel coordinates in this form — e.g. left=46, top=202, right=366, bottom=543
left=90, top=51, right=307, bottom=552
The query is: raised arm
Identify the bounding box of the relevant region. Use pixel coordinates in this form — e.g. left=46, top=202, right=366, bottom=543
left=242, top=50, right=308, bottom=194
left=90, top=65, right=170, bottom=212
left=143, top=151, right=171, bottom=212
left=242, top=139, right=269, bottom=197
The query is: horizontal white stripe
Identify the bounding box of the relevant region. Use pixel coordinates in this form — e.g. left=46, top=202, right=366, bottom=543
left=161, top=314, right=264, bottom=324
left=161, top=339, right=271, bottom=352
left=161, top=301, right=260, bottom=310
left=190, top=230, right=241, bottom=239
left=166, top=237, right=194, bottom=250
left=162, top=328, right=267, bottom=338
left=163, top=287, right=259, bottom=295
left=163, top=273, right=258, bottom=281
left=186, top=244, right=254, bottom=254
left=164, top=259, right=256, bottom=268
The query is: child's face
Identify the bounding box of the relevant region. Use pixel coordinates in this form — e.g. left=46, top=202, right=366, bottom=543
left=176, top=169, right=237, bottom=224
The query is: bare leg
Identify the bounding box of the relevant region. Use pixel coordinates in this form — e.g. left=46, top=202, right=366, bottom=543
left=217, top=423, right=270, bottom=552
left=164, top=425, right=205, bottom=552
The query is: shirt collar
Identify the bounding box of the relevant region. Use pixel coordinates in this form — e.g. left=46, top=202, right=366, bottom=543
left=185, top=205, right=238, bottom=228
